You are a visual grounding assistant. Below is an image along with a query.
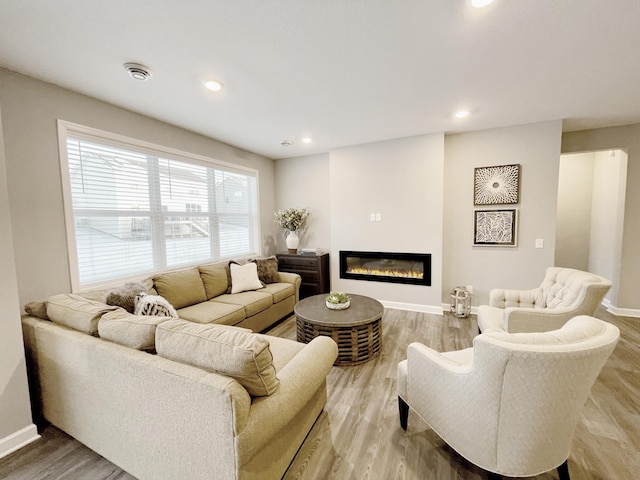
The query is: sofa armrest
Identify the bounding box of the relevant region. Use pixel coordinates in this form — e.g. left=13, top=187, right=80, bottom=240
left=277, top=271, right=302, bottom=303
left=503, top=307, right=579, bottom=333
left=237, top=335, right=337, bottom=459
left=489, top=287, right=543, bottom=309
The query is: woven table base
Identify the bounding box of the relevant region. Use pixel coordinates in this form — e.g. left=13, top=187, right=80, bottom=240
left=297, top=317, right=382, bottom=366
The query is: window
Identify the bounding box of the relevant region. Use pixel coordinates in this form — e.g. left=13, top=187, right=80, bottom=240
left=58, top=121, right=260, bottom=290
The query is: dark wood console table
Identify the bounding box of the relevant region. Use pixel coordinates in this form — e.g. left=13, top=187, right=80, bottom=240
left=276, top=252, right=329, bottom=299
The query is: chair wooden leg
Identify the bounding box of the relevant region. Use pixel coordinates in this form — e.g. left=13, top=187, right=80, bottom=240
left=398, top=396, right=409, bottom=430
left=557, top=460, right=570, bottom=480
left=485, top=462, right=568, bottom=480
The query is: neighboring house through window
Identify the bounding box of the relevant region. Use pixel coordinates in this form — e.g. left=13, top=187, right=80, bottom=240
left=57, top=121, right=260, bottom=290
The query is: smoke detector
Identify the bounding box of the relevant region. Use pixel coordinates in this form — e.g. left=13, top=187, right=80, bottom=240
left=124, top=63, right=153, bottom=81
left=280, top=140, right=294, bottom=147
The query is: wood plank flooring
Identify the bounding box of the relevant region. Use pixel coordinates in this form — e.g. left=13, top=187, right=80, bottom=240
left=1, top=308, right=637, bottom=479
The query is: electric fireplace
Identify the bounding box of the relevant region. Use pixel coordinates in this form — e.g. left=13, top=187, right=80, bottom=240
left=339, top=251, right=431, bottom=286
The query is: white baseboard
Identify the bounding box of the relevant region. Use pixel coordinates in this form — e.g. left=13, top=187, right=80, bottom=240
left=0, top=424, right=40, bottom=460
left=381, top=301, right=443, bottom=314
left=603, top=299, right=640, bottom=318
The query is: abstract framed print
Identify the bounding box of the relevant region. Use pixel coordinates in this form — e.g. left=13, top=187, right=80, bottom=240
left=474, top=209, right=518, bottom=246
left=474, top=164, right=520, bottom=205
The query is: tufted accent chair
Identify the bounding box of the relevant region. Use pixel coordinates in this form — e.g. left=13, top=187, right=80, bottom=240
left=397, top=316, right=619, bottom=479
left=477, top=267, right=611, bottom=333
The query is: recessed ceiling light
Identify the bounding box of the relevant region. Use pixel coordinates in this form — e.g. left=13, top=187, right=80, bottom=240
left=301, top=137, right=312, bottom=144
left=471, top=0, right=494, bottom=8
left=124, top=63, right=152, bottom=81
left=204, top=80, right=224, bottom=92
left=454, top=110, right=470, bottom=119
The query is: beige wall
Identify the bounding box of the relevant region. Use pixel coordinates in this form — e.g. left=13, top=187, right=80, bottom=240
left=588, top=150, right=627, bottom=306
left=0, top=104, right=38, bottom=457
left=555, top=152, right=594, bottom=270
left=329, top=134, right=445, bottom=311
left=556, top=150, right=627, bottom=306
left=277, top=122, right=566, bottom=310
left=443, top=121, right=563, bottom=306
left=563, top=125, right=640, bottom=312
left=274, top=153, right=331, bottom=252
left=0, top=68, right=276, bottom=307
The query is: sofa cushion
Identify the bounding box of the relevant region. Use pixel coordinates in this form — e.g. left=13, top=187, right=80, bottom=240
left=230, top=262, right=264, bottom=294
left=46, top=293, right=118, bottom=335
left=250, top=256, right=281, bottom=284
left=155, top=319, right=279, bottom=396
left=199, top=264, right=231, bottom=299
left=153, top=267, right=207, bottom=309
left=98, top=308, right=169, bottom=350
left=213, top=291, right=273, bottom=317
left=177, top=301, right=246, bottom=326
left=260, top=282, right=295, bottom=304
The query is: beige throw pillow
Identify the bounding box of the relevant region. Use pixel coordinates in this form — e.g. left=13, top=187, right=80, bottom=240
left=230, top=262, right=264, bottom=294
left=24, top=301, right=49, bottom=320
left=155, top=319, right=279, bottom=396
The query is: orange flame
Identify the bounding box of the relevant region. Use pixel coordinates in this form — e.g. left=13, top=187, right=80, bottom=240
left=346, top=266, right=424, bottom=279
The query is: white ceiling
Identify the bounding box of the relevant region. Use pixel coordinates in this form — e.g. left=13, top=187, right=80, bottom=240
left=1, top=1, right=639, bottom=160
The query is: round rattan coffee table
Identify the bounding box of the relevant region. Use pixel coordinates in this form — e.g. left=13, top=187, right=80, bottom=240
left=294, top=294, right=384, bottom=366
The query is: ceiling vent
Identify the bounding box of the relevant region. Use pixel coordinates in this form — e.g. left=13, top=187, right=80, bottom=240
left=124, top=63, right=153, bottom=81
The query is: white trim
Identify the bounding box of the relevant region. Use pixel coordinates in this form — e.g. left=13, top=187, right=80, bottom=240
left=603, top=299, right=640, bottom=318
left=57, top=120, right=258, bottom=175
left=57, top=120, right=81, bottom=291
left=0, top=424, right=39, bottom=460
left=381, top=300, right=443, bottom=314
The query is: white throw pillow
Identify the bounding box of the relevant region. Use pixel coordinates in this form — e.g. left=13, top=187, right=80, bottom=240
left=134, top=293, right=179, bottom=318
left=230, top=262, right=264, bottom=294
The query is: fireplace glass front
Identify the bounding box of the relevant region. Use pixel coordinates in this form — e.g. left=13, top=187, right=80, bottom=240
left=339, top=251, right=431, bottom=286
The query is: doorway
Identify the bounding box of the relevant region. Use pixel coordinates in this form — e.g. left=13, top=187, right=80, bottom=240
left=555, top=149, right=627, bottom=305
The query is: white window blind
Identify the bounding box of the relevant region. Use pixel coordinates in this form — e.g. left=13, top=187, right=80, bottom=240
left=59, top=122, right=260, bottom=289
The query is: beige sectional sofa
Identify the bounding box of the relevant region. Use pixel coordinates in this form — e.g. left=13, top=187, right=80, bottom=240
left=21, top=259, right=338, bottom=480
left=147, top=260, right=302, bottom=332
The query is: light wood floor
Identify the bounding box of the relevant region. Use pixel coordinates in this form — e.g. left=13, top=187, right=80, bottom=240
left=1, top=308, right=637, bottom=479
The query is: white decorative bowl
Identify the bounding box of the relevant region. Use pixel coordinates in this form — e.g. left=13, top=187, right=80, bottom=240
left=326, top=299, right=350, bottom=310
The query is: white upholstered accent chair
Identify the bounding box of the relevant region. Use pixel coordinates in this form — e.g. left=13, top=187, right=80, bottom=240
left=397, top=316, right=619, bottom=480
left=477, top=267, right=611, bottom=333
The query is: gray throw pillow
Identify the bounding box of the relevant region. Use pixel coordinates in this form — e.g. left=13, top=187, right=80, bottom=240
left=106, top=282, right=148, bottom=313
left=250, top=256, right=280, bottom=284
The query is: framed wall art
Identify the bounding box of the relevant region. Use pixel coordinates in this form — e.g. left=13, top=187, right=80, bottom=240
left=474, top=164, right=521, bottom=205
left=474, top=209, right=518, bottom=246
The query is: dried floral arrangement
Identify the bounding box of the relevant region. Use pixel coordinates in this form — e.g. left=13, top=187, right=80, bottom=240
left=274, top=207, right=310, bottom=231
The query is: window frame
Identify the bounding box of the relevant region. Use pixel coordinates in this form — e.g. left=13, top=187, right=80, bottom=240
left=57, top=120, right=262, bottom=292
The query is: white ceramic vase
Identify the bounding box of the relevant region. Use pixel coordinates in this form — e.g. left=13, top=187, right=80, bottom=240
left=286, top=230, right=299, bottom=253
